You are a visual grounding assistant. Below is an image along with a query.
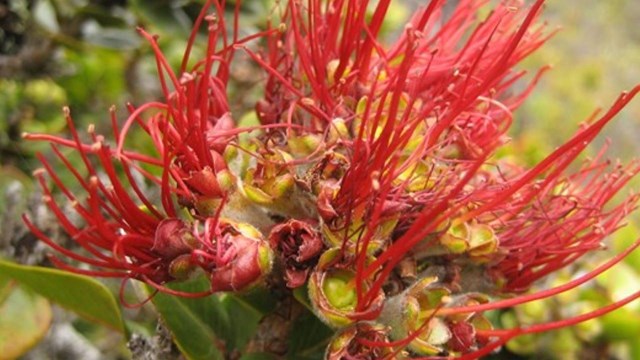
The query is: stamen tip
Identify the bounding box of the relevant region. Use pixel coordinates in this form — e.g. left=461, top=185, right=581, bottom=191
left=32, top=168, right=46, bottom=177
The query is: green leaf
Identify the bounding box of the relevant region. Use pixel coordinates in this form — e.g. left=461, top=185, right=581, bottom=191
left=152, top=277, right=272, bottom=359
left=219, top=293, right=263, bottom=350
left=84, top=28, right=142, bottom=50
left=0, top=275, right=52, bottom=359
left=0, top=259, right=125, bottom=333
left=287, top=310, right=332, bottom=360
left=601, top=307, right=640, bottom=342
left=0, top=275, right=12, bottom=304
left=129, top=0, right=193, bottom=37
left=293, top=284, right=314, bottom=313
left=152, top=292, right=225, bottom=360
left=233, top=287, right=277, bottom=315
left=613, top=222, right=640, bottom=273
left=151, top=277, right=226, bottom=360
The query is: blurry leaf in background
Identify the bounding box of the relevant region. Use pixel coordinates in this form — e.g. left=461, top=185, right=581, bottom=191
left=82, top=24, right=141, bottom=50
left=0, top=259, right=125, bottom=334
left=614, top=222, right=640, bottom=273
left=515, top=0, right=640, bottom=161
left=129, top=0, right=201, bottom=38
left=0, top=273, right=52, bottom=360
left=0, top=166, right=31, bottom=214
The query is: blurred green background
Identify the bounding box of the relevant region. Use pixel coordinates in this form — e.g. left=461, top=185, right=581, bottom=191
left=1, top=0, right=639, bottom=359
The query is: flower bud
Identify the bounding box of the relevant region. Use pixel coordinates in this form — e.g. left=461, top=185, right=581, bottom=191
left=321, top=218, right=393, bottom=255
left=168, top=254, right=197, bottom=280
left=316, top=181, right=340, bottom=222
left=288, top=134, right=323, bottom=156
left=209, top=221, right=274, bottom=292
left=152, top=218, right=197, bottom=259
left=184, top=166, right=226, bottom=199
left=243, top=183, right=276, bottom=205
left=445, top=293, right=493, bottom=353
left=268, top=219, right=324, bottom=288
left=327, top=118, right=350, bottom=144
left=379, top=276, right=452, bottom=355
left=256, top=99, right=278, bottom=124
left=437, top=221, right=499, bottom=261
left=242, top=150, right=296, bottom=205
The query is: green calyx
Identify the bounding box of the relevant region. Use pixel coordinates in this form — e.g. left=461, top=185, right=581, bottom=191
left=322, top=270, right=357, bottom=311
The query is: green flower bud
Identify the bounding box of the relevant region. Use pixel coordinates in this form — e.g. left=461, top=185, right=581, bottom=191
left=380, top=276, right=452, bottom=355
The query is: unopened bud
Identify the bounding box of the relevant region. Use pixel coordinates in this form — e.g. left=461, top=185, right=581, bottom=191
left=169, top=254, right=197, bottom=280
left=184, top=166, right=225, bottom=198
left=209, top=222, right=273, bottom=292
left=152, top=218, right=196, bottom=259
left=379, top=276, right=452, bottom=355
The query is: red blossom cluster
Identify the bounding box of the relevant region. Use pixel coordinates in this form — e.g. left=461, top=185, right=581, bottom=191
left=24, top=0, right=640, bottom=358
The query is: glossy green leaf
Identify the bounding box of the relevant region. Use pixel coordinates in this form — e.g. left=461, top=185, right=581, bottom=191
left=0, top=275, right=12, bottom=304
left=152, top=277, right=272, bottom=359
left=0, top=259, right=124, bottom=332
left=0, top=276, right=52, bottom=359
left=152, top=292, right=225, bottom=360
left=152, top=277, right=226, bottom=360
left=287, top=310, right=333, bottom=360
left=237, top=288, right=277, bottom=315
left=219, top=293, right=263, bottom=350
left=293, top=284, right=314, bottom=313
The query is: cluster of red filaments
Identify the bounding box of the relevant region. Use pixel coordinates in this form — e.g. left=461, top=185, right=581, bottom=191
left=24, top=0, right=640, bottom=358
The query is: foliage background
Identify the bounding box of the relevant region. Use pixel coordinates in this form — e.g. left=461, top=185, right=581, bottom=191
left=1, top=0, right=639, bottom=359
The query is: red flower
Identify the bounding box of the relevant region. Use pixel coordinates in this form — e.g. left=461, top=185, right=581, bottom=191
left=248, top=0, right=640, bottom=356
left=22, top=1, right=258, bottom=297
left=23, top=108, right=184, bottom=287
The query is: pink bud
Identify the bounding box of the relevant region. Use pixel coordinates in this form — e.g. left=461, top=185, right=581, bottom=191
left=210, top=236, right=273, bottom=292
left=448, top=321, right=476, bottom=353
left=152, top=218, right=195, bottom=259
left=316, top=182, right=339, bottom=222
left=184, top=166, right=223, bottom=198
